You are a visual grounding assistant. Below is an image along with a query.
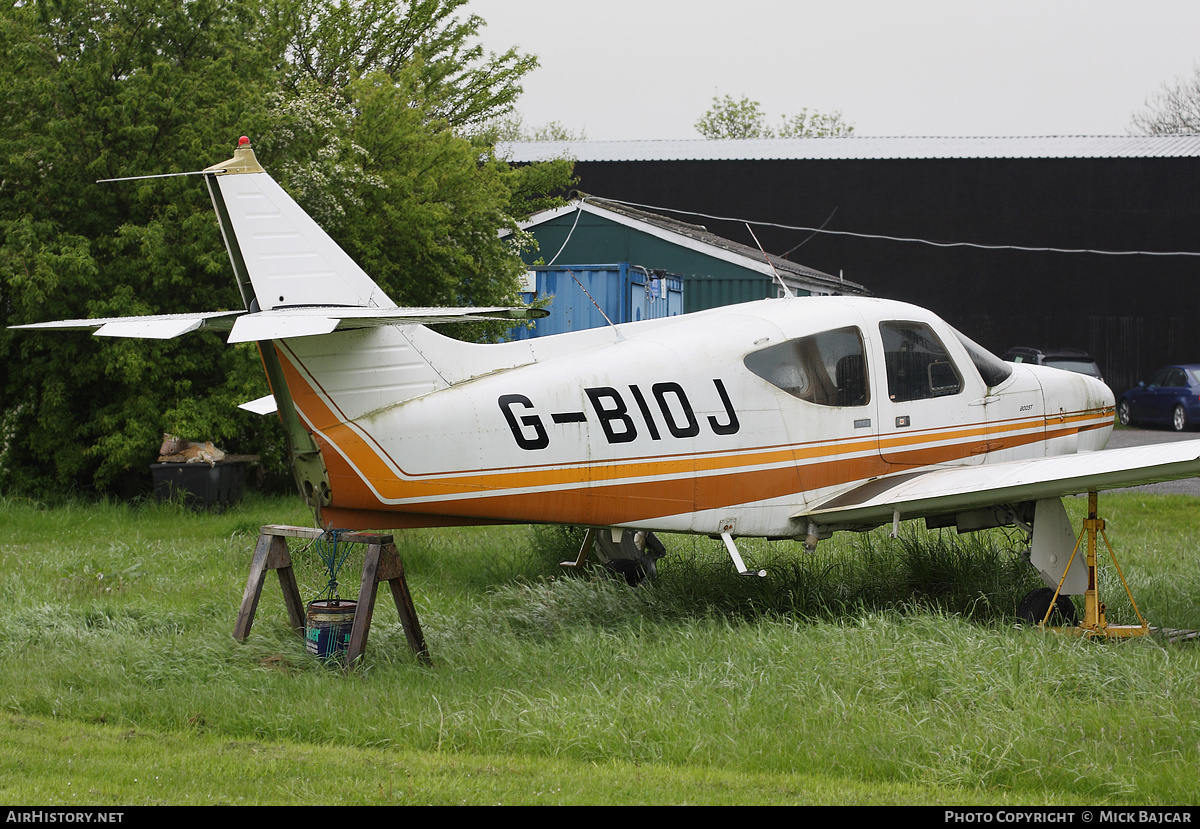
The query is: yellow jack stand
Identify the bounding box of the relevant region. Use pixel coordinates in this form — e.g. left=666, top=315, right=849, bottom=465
left=1043, top=492, right=1150, bottom=639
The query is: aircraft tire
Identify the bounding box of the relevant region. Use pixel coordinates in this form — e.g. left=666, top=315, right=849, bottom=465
left=1017, top=587, right=1079, bottom=626
left=595, top=529, right=666, bottom=586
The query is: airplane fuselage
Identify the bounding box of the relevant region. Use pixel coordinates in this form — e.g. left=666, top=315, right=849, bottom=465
left=276, top=295, right=1115, bottom=537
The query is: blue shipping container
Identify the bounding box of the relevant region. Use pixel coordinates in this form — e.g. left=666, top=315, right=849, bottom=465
left=511, top=263, right=685, bottom=340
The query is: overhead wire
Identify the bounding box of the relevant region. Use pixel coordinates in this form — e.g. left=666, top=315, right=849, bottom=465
left=545, top=201, right=585, bottom=266
left=596, top=196, right=1200, bottom=258
left=779, top=206, right=838, bottom=259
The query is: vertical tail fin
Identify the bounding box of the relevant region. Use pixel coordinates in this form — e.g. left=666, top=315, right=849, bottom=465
left=202, top=137, right=396, bottom=311
left=202, top=137, right=348, bottom=516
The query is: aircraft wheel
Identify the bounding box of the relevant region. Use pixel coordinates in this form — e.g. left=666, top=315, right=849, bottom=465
left=595, top=529, right=666, bottom=586
left=1017, top=587, right=1079, bottom=626
left=1172, top=404, right=1189, bottom=432
left=1117, top=399, right=1133, bottom=427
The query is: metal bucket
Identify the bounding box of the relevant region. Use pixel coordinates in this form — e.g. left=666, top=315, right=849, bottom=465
left=305, top=600, right=357, bottom=660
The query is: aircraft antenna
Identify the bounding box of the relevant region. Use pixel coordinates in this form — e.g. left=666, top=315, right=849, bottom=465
left=566, top=268, right=625, bottom=341
left=746, top=223, right=795, bottom=298
left=97, top=170, right=214, bottom=183
left=567, top=269, right=615, bottom=326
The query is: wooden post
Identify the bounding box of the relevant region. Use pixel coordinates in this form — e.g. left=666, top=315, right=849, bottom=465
left=234, top=525, right=431, bottom=668
left=346, top=537, right=432, bottom=668
left=234, top=532, right=305, bottom=640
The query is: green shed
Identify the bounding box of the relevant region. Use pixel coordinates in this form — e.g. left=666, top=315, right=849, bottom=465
left=516, top=196, right=864, bottom=313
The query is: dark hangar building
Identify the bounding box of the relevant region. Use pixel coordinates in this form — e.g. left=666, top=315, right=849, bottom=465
left=503, top=136, right=1200, bottom=393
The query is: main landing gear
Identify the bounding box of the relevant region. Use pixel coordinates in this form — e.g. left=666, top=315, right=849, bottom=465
left=560, top=527, right=667, bottom=586
left=1021, top=492, right=1151, bottom=639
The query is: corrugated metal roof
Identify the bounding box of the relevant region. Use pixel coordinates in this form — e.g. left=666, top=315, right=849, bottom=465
left=519, top=197, right=866, bottom=295
left=499, top=135, right=1200, bottom=163
left=584, top=197, right=846, bottom=284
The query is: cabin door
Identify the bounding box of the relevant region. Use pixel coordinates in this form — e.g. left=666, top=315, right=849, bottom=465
left=872, top=319, right=989, bottom=469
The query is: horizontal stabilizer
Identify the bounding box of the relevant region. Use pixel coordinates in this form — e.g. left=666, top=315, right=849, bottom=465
left=798, top=440, right=1200, bottom=527
left=228, top=313, right=338, bottom=343
left=11, top=311, right=241, bottom=338
left=97, top=317, right=209, bottom=339
left=11, top=305, right=547, bottom=343
left=226, top=306, right=549, bottom=343
left=239, top=394, right=278, bottom=415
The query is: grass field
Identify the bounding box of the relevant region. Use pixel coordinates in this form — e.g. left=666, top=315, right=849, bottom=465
left=1, top=491, right=1199, bottom=805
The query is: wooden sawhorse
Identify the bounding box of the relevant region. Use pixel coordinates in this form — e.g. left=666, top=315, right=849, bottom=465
left=233, top=525, right=431, bottom=668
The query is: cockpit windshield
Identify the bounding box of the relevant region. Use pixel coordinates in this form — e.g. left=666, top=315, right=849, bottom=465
left=951, top=328, right=1013, bottom=388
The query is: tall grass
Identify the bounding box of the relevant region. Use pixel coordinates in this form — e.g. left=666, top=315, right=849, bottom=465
left=1, top=491, right=1199, bottom=804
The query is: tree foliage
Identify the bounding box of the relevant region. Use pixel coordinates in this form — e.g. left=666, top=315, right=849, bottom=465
left=694, top=94, right=855, bottom=139
left=1131, top=64, right=1200, bottom=135
left=258, top=70, right=541, bottom=319
left=483, top=112, right=588, bottom=142
left=287, top=0, right=536, bottom=130
left=0, top=0, right=573, bottom=495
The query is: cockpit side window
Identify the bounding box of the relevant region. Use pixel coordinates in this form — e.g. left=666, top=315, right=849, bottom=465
left=744, top=326, right=869, bottom=407
left=879, top=320, right=963, bottom=402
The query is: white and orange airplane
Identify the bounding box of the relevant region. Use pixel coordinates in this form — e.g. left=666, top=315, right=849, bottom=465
left=14, top=139, right=1200, bottom=634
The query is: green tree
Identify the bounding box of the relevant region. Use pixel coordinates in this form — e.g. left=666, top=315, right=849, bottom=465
left=483, top=111, right=588, bottom=142
left=261, top=1, right=574, bottom=305
left=257, top=70, right=539, bottom=319
left=0, top=0, right=572, bottom=495
left=287, top=0, right=535, bottom=131
left=695, top=94, right=855, bottom=139
left=0, top=0, right=284, bottom=494
left=477, top=112, right=582, bottom=216
left=776, top=108, right=856, bottom=139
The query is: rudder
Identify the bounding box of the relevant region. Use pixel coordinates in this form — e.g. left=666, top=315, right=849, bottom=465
left=203, top=138, right=396, bottom=312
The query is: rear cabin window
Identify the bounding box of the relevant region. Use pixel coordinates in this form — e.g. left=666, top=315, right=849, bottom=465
left=879, top=321, right=963, bottom=402
left=744, top=326, right=869, bottom=407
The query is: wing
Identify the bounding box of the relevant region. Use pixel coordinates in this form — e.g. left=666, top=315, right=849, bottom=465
left=797, top=440, right=1200, bottom=530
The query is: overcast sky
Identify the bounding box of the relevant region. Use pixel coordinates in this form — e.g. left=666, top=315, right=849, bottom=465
left=467, top=0, right=1200, bottom=140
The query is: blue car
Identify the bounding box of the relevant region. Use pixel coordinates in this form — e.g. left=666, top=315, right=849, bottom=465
left=1117, top=364, right=1200, bottom=432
